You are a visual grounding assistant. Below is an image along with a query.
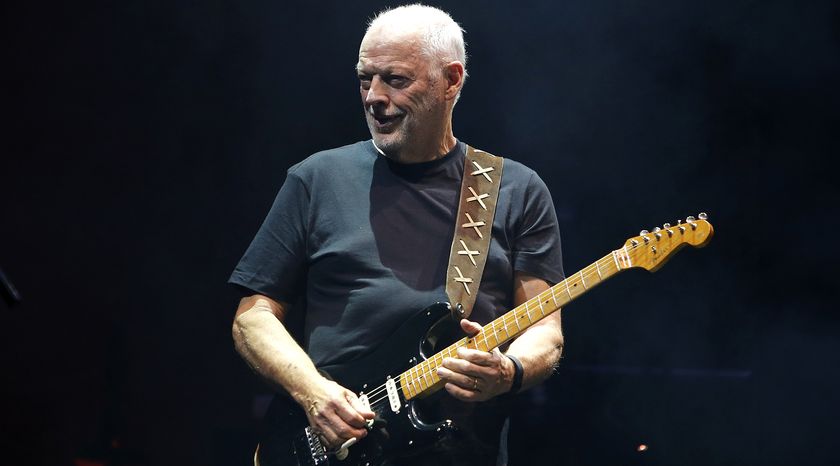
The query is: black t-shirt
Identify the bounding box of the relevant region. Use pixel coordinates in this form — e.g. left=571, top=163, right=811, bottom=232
left=230, top=140, right=563, bottom=464
left=230, top=140, right=563, bottom=368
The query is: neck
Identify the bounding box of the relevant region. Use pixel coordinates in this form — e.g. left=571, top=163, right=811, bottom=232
left=377, top=134, right=457, bottom=164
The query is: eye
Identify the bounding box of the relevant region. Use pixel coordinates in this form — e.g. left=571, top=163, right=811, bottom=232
left=357, top=74, right=372, bottom=90
left=386, top=75, right=409, bottom=88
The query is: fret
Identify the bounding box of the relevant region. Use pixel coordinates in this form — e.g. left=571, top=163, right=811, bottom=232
left=525, top=309, right=533, bottom=324
left=427, top=356, right=438, bottom=373
left=491, top=321, right=501, bottom=344
left=551, top=287, right=560, bottom=306
left=612, top=250, right=621, bottom=270
left=538, top=297, right=545, bottom=314
left=409, top=366, right=417, bottom=394
left=579, top=270, right=587, bottom=289
left=443, top=346, right=454, bottom=359
left=564, top=278, right=573, bottom=299
left=404, top=372, right=415, bottom=398
left=595, top=259, right=603, bottom=279
left=512, top=315, right=521, bottom=331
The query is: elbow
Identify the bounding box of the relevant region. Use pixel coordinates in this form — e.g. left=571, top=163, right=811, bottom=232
left=232, top=313, right=249, bottom=356
left=551, top=332, right=565, bottom=373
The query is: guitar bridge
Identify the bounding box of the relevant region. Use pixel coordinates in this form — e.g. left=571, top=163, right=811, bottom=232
left=298, top=426, right=329, bottom=466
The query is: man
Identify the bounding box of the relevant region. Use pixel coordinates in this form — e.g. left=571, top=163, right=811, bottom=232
left=230, top=5, right=564, bottom=465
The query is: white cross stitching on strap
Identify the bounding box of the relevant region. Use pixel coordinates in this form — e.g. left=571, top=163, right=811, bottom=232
left=466, top=187, right=489, bottom=210
left=470, top=161, right=494, bottom=183
left=462, top=213, right=486, bottom=238
left=457, top=239, right=480, bottom=266
left=453, top=266, right=473, bottom=295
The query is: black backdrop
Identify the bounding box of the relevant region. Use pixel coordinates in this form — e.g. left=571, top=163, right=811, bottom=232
left=2, top=1, right=838, bottom=465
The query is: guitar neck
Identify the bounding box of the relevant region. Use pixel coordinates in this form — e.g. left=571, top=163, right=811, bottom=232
left=399, top=247, right=633, bottom=400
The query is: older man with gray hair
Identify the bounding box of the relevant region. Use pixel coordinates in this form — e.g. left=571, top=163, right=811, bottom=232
left=230, top=4, right=564, bottom=465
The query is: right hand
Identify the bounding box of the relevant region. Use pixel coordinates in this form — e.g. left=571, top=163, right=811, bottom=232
left=299, top=377, right=376, bottom=451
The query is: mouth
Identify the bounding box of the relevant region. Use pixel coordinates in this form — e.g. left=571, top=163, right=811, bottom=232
left=369, top=109, right=404, bottom=132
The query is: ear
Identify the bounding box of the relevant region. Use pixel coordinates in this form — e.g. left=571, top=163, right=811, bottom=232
left=442, top=61, right=465, bottom=101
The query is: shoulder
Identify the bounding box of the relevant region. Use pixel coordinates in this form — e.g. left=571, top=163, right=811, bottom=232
left=287, top=140, right=377, bottom=182
left=468, top=145, right=546, bottom=193
left=500, top=158, right=540, bottom=186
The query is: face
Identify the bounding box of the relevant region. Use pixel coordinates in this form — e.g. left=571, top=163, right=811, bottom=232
left=357, top=31, right=448, bottom=159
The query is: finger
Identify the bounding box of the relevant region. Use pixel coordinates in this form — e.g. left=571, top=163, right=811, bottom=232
left=437, top=366, right=478, bottom=390
left=441, top=356, right=482, bottom=377
left=456, top=347, right=496, bottom=366
left=459, top=318, right=483, bottom=336
left=314, top=422, right=342, bottom=449
left=332, top=400, right=372, bottom=432
left=325, top=409, right=369, bottom=441
left=346, top=392, right=376, bottom=419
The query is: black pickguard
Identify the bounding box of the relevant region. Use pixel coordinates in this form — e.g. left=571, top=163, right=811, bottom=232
left=256, top=302, right=466, bottom=466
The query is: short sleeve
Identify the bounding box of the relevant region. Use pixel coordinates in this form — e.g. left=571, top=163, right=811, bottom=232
left=511, top=172, right=564, bottom=284
left=228, top=171, right=310, bottom=303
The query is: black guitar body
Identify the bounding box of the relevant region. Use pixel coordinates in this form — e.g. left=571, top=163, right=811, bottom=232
left=257, top=302, right=464, bottom=466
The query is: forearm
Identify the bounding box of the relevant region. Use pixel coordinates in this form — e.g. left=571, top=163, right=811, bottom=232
left=232, top=298, right=321, bottom=405
left=505, top=311, right=564, bottom=391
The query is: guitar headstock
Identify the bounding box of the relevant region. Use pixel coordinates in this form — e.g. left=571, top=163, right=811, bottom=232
left=622, top=213, right=714, bottom=272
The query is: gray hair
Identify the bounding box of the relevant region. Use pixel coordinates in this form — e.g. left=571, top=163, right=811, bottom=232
left=367, top=4, right=468, bottom=83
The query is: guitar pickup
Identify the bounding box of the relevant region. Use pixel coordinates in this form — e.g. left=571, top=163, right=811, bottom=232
left=385, top=377, right=401, bottom=413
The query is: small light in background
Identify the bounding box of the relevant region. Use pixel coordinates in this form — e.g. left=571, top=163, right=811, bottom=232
left=637, top=444, right=648, bottom=452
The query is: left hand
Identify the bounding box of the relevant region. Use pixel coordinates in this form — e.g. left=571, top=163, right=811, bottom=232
left=436, top=319, right=515, bottom=402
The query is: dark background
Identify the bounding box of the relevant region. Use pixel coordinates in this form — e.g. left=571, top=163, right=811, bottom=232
left=2, top=0, right=838, bottom=465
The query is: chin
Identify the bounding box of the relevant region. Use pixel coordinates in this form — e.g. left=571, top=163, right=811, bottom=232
left=371, top=133, right=405, bottom=157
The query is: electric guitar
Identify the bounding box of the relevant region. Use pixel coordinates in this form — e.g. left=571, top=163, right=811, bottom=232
left=256, top=214, right=714, bottom=466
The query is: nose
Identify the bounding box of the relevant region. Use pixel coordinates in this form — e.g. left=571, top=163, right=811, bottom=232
left=364, top=76, right=388, bottom=108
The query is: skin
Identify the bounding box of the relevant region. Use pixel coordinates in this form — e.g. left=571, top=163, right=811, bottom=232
left=356, top=27, right=463, bottom=164
left=232, top=27, right=565, bottom=451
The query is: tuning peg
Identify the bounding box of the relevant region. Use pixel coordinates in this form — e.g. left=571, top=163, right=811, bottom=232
left=698, top=212, right=708, bottom=220
left=653, top=227, right=661, bottom=232
left=663, top=223, right=671, bottom=228
left=686, top=215, right=698, bottom=230
left=640, top=229, right=649, bottom=235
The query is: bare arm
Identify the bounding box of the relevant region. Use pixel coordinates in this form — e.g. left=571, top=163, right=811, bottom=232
left=232, top=294, right=374, bottom=447
left=505, top=272, right=564, bottom=391
left=437, top=272, right=564, bottom=401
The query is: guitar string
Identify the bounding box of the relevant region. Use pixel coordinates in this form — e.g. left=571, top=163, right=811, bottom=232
left=357, top=239, right=690, bottom=408
left=348, top=232, right=703, bottom=408
left=389, top=253, right=620, bottom=395
left=355, top=252, right=625, bottom=408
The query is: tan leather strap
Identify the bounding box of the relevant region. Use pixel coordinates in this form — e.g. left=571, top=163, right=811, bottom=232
left=445, top=145, right=504, bottom=319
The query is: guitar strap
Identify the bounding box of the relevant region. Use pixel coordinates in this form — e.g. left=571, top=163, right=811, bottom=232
left=445, top=145, right=504, bottom=319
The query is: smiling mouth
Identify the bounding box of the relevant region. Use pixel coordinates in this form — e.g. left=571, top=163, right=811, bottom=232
left=371, top=113, right=404, bottom=131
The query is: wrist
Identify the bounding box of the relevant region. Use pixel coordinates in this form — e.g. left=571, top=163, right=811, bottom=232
left=504, top=354, right=524, bottom=395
